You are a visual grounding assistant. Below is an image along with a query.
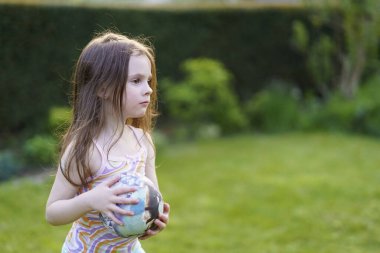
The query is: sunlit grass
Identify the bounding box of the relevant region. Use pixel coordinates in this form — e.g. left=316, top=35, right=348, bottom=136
left=1, top=132, right=380, bottom=252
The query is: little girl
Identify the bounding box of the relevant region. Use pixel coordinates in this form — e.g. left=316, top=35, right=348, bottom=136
left=46, top=31, right=170, bottom=253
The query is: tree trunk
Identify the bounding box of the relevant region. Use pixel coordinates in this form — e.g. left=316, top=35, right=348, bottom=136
left=339, top=44, right=366, bottom=99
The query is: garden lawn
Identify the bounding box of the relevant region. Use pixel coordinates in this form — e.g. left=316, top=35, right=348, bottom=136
left=0, top=133, right=379, bottom=253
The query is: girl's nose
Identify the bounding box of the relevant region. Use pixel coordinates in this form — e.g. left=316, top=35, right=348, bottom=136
left=145, top=82, right=153, bottom=95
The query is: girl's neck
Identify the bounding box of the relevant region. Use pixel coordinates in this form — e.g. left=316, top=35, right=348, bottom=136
left=101, top=101, right=126, bottom=139
left=97, top=121, right=141, bottom=156
left=103, top=119, right=123, bottom=136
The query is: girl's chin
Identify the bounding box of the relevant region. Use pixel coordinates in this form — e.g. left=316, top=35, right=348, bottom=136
left=125, top=111, right=147, bottom=120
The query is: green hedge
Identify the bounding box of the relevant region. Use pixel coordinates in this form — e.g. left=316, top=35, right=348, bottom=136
left=0, top=4, right=310, bottom=137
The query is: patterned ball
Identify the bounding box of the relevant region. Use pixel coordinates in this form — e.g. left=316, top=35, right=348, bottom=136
left=100, top=173, right=164, bottom=238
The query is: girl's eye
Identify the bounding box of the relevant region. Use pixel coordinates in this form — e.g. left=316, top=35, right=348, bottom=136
left=148, top=79, right=152, bottom=85
left=132, top=79, right=140, bottom=84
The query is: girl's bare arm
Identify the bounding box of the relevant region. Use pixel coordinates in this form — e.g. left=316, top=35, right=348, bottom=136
left=45, top=144, right=138, bottom=226
left=139, top=132, right=170, bottom=240
left=144, top=132, right=159, bottom=189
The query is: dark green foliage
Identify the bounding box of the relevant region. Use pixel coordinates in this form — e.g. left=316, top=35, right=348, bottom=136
left=309, top=94, right=357, bottom=132
left=245, top=80, right=301, bottom=132
left=0, top=4, right=310, bottom=136
left=22, top=135, right=57, bottom=168
left=244, top=75, right=380, bottom=136
left=0, top=150, right=21, bottom=181
left=299, top=74, right=380, bottom=135
left=162, top=58, right=247, bottom=135
left=2, top=3, right=379, bottom=143
left=292, top=0, right=380, bottom=98
left=348, top=75, right=380, bottom=136
left=49, top=106, right=72, bottom=138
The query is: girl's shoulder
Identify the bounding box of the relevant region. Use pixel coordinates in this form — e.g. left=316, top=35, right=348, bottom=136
left=59, top=139, right=102, bottom=184
left=127, top=125, right=154, bottom=157
left=127, top=125, right=150, bottom=144
left=126, top=125, right=143, bottom=136
left=88, top=141, right=103, bottom=175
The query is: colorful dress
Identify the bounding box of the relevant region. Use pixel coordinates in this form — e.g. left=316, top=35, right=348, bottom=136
left=62, top=136, right=148, bottom=253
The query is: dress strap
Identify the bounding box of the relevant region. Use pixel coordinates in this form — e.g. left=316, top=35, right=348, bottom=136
left=91, top=139, right=107, bottom=176
left=128, top=126, right=144, bottom=150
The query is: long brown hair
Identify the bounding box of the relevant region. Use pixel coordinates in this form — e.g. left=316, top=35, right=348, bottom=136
left=60, top=31, right=158, bottom=186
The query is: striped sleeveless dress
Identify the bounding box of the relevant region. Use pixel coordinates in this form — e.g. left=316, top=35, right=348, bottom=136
left=62, top=134, right=148, bottom=253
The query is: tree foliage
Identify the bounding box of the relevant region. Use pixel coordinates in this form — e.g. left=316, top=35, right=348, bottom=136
left=292, top=0, right=380, bottom=98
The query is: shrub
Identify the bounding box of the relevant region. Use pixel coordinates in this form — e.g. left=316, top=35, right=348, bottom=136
left=311, top=94, right=357, bottom=132
left=0, top=150, right=21, bottom=181
left=163, top=58, right=247, bottom=135
left=49, top=106, right=72, bottom=138
left=357, top=105, right=380, bottom=136
left=245, top=81, right=301, bottom=132
left=22, top=135, right=57, bottom=168
left=299, top=74, right=380, bottom=135
left=297, top=93, right=323, bottom=131
left=353, top=74, right=380, bottom=136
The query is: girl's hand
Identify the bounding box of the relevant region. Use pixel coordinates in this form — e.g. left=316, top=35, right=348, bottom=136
left=139, top=202, right=170, bottom=240
left=86, top=175, right=139, bottom=225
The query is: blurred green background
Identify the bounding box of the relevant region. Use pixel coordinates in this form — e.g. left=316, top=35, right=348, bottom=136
left=0, top=0, right=380, bottom=252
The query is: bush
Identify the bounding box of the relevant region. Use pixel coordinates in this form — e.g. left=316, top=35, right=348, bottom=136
left=0, top=150, right=21, bottom=181
left=163, top=58, right=247, bottom=136
left=49, top=106, right=72, bottom=138
left=353, top=75, right=380, bottom=136
left=357, top=105, right=380, bottom=136
left=245, top=81, right=301, bottom=132
left=299, top=74, right=380, bottom=135
left=22, top=135, right=58, bottom=168
left=297, top=93, right=322, bottom=131
left=310, top=94, right=357, bottom=132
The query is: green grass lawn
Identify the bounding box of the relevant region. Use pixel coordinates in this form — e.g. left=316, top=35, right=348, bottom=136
left=1, top=132, right=380, bottom=252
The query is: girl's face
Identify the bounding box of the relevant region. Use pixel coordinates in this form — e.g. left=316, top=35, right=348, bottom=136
left=124, top=54, right=153, bottom=119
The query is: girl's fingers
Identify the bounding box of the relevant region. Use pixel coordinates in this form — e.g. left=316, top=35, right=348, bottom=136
left=160, top=203, right=170, bottom=224
left=104, top=175, right=121, bottom=187
left=159, top=213, right=169, bottom=224
left=139, top=229, right=157, bottom=240
left=138, top=206, right=170, bottom=240
left=163, top=202, right=170, bottom=214
left=115, top=196, right=140, bottom=205
left=154, top=218, right=166, bottom=230
left=105, top=211, right=123, bottom=226
left=113, top=186, right=137, bottom=195
left=110, top=205, right=134, bottom=216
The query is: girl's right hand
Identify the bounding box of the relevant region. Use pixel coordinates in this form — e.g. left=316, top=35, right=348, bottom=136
left=86, top=175, right=139, bottom=225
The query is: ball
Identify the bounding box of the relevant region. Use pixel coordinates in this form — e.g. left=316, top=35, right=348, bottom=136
left=99, top=173, right=164, bottom=238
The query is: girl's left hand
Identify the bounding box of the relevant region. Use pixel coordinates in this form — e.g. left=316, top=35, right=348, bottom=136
left=139, top=202, right=170, bottom=240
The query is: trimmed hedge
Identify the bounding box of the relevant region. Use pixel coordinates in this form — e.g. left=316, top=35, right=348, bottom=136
left=0, top=4, right=311, bottom=137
